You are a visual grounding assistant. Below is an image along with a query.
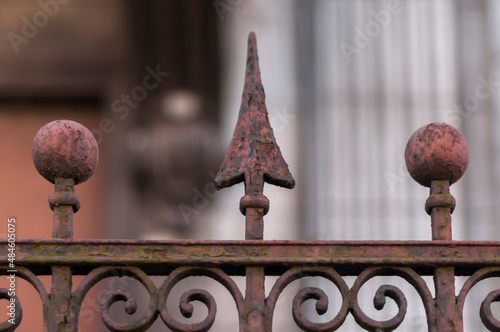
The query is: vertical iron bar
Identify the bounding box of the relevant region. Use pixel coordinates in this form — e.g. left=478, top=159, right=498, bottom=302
left=244, top=207, right=270, bottom=332
left=245, top=207, right=264, bottom=241
left=52, top=178, right=76, bottom=239
left=49, top=266, right=74, bottom=332
left=46, top=178, right=78, bottom=331
left=241, top=176, right=269, bottom=330
left=434, top=267, right=460, bottom=331
left=429, top=181, right=453, bottom=241
left=429, top=180, right=462, bottom=331
left=245, top=266, right=266, bottom=331
left=243, top=202, right=267, bottom=330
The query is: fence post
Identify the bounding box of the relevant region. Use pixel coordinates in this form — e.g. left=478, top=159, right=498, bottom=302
left=32, top=120, right=99, bottom=331
left=215, top=32, right=295, bottom=331
left=406, top=123, right=469, bottom=331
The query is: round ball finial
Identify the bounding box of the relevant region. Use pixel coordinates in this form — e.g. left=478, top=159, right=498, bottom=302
left=32, top=120, right=99, bottom=184
left=405, top=123, right=468, bottom=187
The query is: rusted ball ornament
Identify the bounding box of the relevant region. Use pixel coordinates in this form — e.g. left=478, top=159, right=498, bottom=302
left=32, top=120, right=99, bottom=184
left=405, top=123, right=468, bottom=187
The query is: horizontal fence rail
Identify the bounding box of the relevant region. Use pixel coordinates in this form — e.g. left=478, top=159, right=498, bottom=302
left=2, top=240, right=500, bottom=274
left=1, top=32, right=500, bottom=331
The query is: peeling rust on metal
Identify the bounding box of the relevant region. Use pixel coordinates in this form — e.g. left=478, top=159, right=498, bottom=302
left=32, top=120, right=99, bottom=185
left=3, top=33, right=500, bottom=331
left=214, top=33, right=295, bottom=241
left=405, top=123, right=468, bottom=187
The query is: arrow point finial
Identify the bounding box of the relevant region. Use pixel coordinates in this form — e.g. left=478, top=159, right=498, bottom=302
left=215, top=32, right=295, bottom=194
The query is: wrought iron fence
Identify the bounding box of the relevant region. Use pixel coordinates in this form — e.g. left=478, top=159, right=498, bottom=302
left=1, top=32, right=499, bottom=331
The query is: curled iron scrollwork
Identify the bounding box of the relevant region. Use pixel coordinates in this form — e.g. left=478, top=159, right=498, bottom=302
left=0, top=266, right=48, bottom=332
left=266, top=266, right=350, bottom=331
left=73, top=266, right=158, bottom=332
left=480, top=289, right=500, bottom=331
left=157, top=267, right=245, bottom=332
left=0, top=289, right=21, bottom=332
left=349, top=267, right=434, bottom=332
left=457, top=267, right=500, bottom=331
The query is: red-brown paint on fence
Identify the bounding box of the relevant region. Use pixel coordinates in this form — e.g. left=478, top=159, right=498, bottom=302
left=2, top=33, right=500, bottom=332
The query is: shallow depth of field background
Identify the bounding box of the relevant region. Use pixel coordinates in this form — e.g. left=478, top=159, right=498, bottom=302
left=1, top=0, right=500, bottom=331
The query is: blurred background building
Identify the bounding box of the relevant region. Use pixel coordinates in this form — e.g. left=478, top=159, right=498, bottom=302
left=1, top=0, right=500, bottom=330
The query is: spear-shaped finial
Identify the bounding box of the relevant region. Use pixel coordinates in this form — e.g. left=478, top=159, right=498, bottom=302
left=215, top=32, right=295, bottom=240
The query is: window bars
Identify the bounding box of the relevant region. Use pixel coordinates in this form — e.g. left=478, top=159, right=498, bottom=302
left=1, top=32, right=499, bottom=332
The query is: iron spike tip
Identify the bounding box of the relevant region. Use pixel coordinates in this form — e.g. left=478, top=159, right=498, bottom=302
left=247, top=32, right=257, bottom=57
left=215, top=32, right=295, bottom=192
left=245, top=32, right=261, bottom=95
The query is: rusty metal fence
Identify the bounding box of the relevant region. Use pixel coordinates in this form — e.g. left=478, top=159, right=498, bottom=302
left=1, top=32, right=499, bottom=331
